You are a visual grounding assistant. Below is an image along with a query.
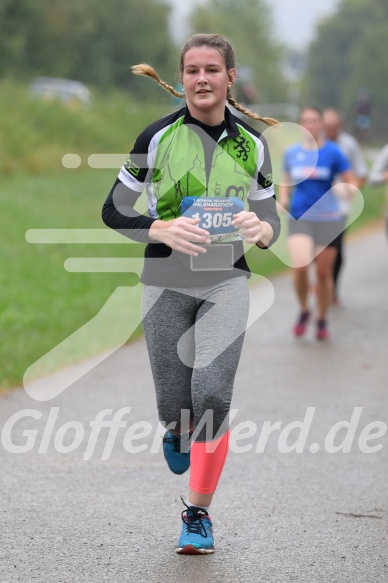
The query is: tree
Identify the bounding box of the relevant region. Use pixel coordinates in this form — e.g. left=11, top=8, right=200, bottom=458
left=0, top=0, right=177, bottom=97
left=344, top=22, right=388, bottom=116
left=301, top=0, right=388, bottom=120
left=188, top=0, right=287, bottom=104
left=0, top=0, right=43, bottom=75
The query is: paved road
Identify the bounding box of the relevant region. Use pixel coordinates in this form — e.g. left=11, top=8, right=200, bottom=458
left=1, top=229, right=387, bottom=583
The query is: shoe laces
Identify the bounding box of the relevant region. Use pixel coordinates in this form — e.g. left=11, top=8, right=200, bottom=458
left=163, top=432, right=182, bottom=453
left=181, top=498, right=209, bottom=538
left=163, top=431, right=192, bottom=453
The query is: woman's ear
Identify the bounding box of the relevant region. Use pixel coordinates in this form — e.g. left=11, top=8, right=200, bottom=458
left=228, top=68, right=237, bottom=85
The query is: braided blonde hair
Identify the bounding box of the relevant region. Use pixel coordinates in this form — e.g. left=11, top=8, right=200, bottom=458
left=131, top=34, right=279, bottom=128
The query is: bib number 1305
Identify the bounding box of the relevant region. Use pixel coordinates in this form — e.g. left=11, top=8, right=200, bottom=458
left=181, top=196, right=244, bottom=236
left=191, top=211, right=232, bottom=229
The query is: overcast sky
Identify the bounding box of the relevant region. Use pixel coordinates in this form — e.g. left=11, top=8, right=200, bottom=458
left=166, top=0, right=341, bottom=49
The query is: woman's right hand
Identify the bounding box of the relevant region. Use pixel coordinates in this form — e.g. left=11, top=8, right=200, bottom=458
left=149, top=217, right=211, bottom=256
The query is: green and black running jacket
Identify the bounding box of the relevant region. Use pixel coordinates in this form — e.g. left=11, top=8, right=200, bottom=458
left=102, top=106, right=280, bottom=287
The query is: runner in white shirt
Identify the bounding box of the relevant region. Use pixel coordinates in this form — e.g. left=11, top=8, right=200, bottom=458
left=323, top=109, right=367, bottom=303
left=368, top=143, right=388, bottom=236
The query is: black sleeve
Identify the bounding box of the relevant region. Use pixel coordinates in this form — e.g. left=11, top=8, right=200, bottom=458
left=102, top=178, right=156, bottom=243
left=256, top=134, right=274, bottom=193
left=248, top=195, right=281, bottom=248
left=102, top=119, right=159, bottom=243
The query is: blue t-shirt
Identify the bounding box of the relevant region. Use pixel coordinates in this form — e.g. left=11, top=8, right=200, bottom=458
left=284, top=140, right=351, bottom=220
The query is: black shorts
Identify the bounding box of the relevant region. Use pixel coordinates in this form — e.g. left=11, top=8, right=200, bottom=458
left=288, top=218, right=346, bottom=249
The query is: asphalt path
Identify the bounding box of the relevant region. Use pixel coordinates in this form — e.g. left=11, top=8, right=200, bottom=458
left=1, top=228, right=387, bottom=583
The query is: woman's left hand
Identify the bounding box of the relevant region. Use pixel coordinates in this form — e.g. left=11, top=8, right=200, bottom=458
left=231, top=211, right=264, bottom=245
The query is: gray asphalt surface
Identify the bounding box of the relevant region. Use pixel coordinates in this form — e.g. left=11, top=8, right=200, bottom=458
left=1, top=229, right=387, bottom=583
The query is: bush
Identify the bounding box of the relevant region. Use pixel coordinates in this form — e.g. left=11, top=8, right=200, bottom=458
left=0, top=80, right=172, bottom=174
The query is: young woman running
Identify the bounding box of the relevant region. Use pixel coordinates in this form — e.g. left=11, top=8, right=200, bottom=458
left=102, top=33, right=280, bottom=554
left=279, top=107, right=356, bottom=340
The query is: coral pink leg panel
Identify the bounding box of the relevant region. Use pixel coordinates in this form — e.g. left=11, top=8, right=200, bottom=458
left=189, top=430, right=230, bottom=494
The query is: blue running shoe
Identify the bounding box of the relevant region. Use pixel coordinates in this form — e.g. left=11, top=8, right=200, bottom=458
left=162, top=430, right=191, bottom=475
left=176, top=500, right=215, bottom=555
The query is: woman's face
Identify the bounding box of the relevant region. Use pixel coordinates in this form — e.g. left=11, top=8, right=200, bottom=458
left=181, top=46, right=236, bottom=121
left=299, top=109, right=324, bottom=141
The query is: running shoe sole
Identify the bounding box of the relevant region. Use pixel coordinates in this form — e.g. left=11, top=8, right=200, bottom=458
left=176, top=544, right=215, bottom=555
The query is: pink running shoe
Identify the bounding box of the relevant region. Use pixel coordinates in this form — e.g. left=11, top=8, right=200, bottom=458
left=293, top=311, right=310, bottom=337
left=316, top=319, right=329, bottom=340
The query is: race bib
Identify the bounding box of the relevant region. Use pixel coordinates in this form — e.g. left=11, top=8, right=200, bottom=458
left=181, top=196, right=244, bottom=242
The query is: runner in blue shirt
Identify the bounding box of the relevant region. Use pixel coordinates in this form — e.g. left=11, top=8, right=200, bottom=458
left=279, top=107, right=356, bottom=340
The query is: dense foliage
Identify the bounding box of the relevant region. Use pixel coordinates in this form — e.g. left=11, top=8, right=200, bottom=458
left=0, top=0, right=177, bottom=96
left=301, top=0, right=388, bottom=126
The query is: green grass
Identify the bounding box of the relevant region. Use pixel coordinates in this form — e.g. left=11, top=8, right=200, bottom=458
left=0, top=80, right=171, bottom=391
left=0, top=80, right=172, bottom=175
left=1, top=170, right=145, bottom=391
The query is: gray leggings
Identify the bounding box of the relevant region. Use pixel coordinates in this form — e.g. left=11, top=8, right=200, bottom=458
left=141, top=276, right=249, bottom=441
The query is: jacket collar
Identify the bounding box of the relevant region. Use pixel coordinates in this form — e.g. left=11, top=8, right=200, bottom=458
left=182, top=105, right=240, bottom=139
